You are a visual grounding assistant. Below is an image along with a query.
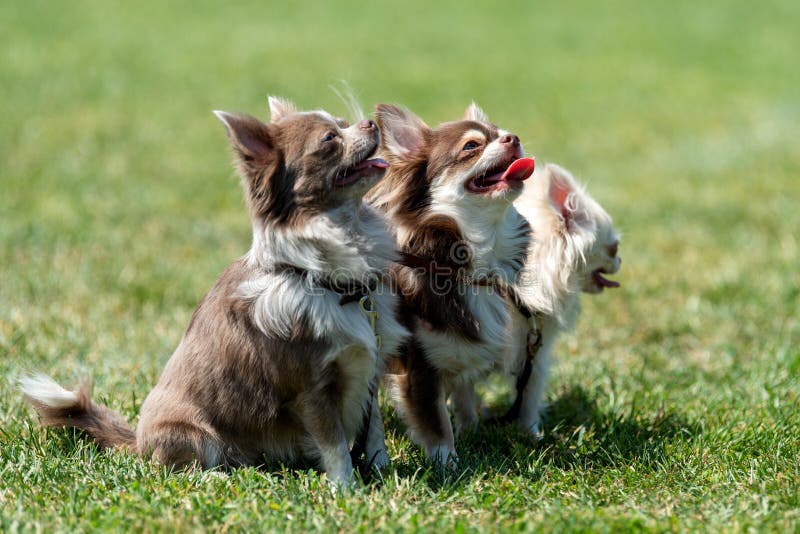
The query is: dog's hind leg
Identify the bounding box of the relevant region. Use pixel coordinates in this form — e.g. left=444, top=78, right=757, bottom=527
left=140, top=421, right=225, bottom=471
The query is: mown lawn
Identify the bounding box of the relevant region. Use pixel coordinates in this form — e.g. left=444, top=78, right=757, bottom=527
left=1, top=0, right=798, bottom=531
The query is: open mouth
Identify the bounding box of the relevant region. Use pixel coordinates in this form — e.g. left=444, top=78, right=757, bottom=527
left=592, top=268, right=620, bottom=290
left=335, top=154, right=389, bottom=187
left=466, top=157, right=535, bottom=193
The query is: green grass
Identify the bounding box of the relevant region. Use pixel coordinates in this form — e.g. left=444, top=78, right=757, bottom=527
left=2, top=0, right=799, bottom=531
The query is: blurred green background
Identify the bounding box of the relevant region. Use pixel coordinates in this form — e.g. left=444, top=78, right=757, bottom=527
left=2, top=0, right=798, bottom=530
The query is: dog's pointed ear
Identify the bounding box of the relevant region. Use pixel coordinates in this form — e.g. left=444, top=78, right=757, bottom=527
left=214, top=110, right=275, bottom=166
left=215, top=111, right=283, bottom=219
left=375, top=104, right=429, bottom=157
left=463, top=102, right=489, bottom=123
left=268, top=96, right=297, bottom=123
left=545, top=163, right=583, bottom=228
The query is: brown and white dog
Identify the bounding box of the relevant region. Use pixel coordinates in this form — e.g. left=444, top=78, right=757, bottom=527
left=20, top=97, right=408, bottom=488
left=451, top=163, right=621, bottom=437
left=366, top=103, right=534, bottom=465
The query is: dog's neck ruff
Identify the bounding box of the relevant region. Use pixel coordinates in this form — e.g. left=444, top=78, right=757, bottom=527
left=402, top=248, right=538, bottom=322
left=248, top=200, right=396, bottom=282
left=271, top=262, right=378, bottom=306
left=399, top=252, right=509, bottom=286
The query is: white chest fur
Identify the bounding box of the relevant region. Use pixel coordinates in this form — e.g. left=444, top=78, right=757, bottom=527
left=414, top=202, right=528, bottom=387
left=242, top=274, right=406, bottom=362
left=415, top=287, right=510, bottom=387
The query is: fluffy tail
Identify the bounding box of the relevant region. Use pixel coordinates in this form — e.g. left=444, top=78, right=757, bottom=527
left=20, top=374, right=136, bottom=450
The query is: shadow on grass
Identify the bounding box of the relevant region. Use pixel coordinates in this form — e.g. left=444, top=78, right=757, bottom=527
left=379, top=384, right=700, bottom=490
left=20, top=385, right=699, bottom=492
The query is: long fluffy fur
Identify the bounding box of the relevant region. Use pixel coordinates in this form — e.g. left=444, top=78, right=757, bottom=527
left=480, top=163, right=621, bottom=436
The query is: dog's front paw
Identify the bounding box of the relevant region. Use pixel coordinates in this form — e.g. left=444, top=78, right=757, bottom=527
left=200, top=470, right=230, bottom=483
left=454, top=413, right=479, bottom=437
left=521, top=421, right=544, bottom=440
left=326, top=471, right=356, bottom=494
left=427, top=443, right=459, bottom=471
left=367, top=448, right=390, bottom=472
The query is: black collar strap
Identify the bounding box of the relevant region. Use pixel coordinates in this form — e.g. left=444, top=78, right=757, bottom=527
left=273, top=263, right=378, bottom=306
left=502, top=284, right=534, bottom=320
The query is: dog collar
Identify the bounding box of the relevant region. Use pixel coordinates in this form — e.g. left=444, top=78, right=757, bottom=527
left=272, top=263, right=378, bottom=306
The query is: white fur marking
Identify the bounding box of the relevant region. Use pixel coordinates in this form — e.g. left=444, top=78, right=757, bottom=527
left=320, top=441, right=354, bottom=489
left=19, top=375, right=78, bottom=409
left=427, top=443, right=458, bottom=470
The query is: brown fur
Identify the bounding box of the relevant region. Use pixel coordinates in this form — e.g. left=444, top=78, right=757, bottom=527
left=228, top=108, right=381, bottom=227
left=368, top=107, right=503, bottom=339
left=367, top=106, right=500, bottom=234
left=393, top=216, right=482, bottom=339
left=390, top=339, right=449, bottom=441
left=23, top=382, right=136, bottom=450
left=136, top=257, right=339, bottom=468
left=369, top=104, right=530, bottom=463
left=22, top=100, right=401, bottom=486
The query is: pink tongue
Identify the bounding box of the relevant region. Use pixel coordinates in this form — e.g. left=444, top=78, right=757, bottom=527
left=356, top=157, right=389, bottom=170
left=501, top=157, right=535, bottom=182
left=595, top=272, right=620, bottom=288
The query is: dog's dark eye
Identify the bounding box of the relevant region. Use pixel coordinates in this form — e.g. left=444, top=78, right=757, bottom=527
left=321, top=132, right=338, bottom=143
left=462, top=140, right=480, bottom=151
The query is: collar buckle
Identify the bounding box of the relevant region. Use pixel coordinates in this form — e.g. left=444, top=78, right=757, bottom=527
left=358, top=293, right=382, bottom=350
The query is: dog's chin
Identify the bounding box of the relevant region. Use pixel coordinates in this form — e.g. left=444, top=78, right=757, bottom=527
left=482, top=181, right=525, bottom=201
left=334, top=156, right=389, bottom=197
left=329, top=159, right=388, bottom=203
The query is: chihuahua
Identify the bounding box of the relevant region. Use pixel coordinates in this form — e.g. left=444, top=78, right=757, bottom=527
left=366, top=103, right=534, bottom=465
left=21, top=97, right=409, bottom=488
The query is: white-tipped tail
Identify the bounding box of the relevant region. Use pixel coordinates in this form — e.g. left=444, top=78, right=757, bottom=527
left=20, top=373, right=137, bottom=449
left=19, top=374, right=79, bottom=409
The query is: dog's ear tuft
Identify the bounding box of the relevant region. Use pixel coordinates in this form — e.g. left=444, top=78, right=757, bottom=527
left=463, top=102, right=489, bottom=123
left=214, top=111, right=275, bottom=165
left=268, top=96, right=297, bottom=123
left=545, top=163, right=582, bottom=229
left=375, top=104, right=429, bottom=157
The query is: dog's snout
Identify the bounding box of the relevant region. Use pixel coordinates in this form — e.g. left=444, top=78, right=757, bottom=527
left=358, top=119, right=376, bottom=131
left=499, top=134, right=520, bottom=147
left=608, top=241, right=619, bottom=258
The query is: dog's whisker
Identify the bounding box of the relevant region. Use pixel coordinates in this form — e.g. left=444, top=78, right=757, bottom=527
left=330, top=81, right=365, bottom=122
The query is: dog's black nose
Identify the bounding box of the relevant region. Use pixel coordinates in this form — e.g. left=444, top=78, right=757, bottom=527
left=359, top=119, right=376, bottom=130
left=499, top=134, right=520, bottom=147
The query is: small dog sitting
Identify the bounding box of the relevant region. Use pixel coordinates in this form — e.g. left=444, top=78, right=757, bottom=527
left=20, top=97, right=408, bottom=488
left=450, top=163, right=621, bottom=438
left=366, top=103, right=535, bottom=466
